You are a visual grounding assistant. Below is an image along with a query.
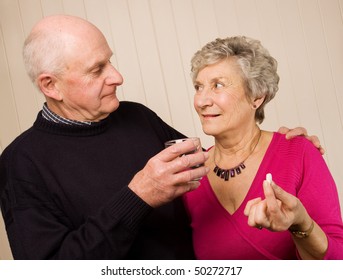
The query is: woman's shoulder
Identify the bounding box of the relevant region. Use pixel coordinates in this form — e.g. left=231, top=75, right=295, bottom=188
left=273, top=131, right=317, bottom=149
left=270, top=131, right=322, bottom=162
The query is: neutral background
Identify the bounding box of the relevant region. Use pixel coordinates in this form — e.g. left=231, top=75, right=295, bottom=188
left=0, top=0, right=342, bottom=260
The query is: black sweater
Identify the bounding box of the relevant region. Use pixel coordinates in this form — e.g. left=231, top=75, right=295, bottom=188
left=0, top=101, right=194, bottom=259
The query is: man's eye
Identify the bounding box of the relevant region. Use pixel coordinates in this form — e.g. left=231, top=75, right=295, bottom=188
left=215, top=83, right=224, bottom=89
left=194, top=84, right=201, bottom=91
left=92, top=67, right=104, bottom=75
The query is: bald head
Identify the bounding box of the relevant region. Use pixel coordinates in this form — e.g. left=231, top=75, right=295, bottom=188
left=23, top=15, right=107, bottom=84
left=31, top=15, right=101, bottom=39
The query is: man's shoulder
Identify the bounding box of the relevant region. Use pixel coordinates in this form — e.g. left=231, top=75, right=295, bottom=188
left=113, top=101, right=157, bottom=119
left=1, top=127, right=36, bottom=157
left=118, top=101, right=149, bottom=111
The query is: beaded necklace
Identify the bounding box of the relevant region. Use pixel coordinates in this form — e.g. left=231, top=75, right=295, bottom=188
left=213, top=129, right=261, bottom=181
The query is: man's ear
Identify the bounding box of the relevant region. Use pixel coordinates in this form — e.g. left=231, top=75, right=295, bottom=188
left=37, top=74, right=63, bottom=101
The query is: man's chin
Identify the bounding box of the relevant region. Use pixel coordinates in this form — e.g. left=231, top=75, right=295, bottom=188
left=106, top=98, right=120, bottom=112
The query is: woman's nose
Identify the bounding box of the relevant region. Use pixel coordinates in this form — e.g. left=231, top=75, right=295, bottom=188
left=194, top=88, right=213, bottom=108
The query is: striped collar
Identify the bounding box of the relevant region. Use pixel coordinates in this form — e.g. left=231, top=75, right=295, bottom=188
left=42, top=103, right=93, bottom=126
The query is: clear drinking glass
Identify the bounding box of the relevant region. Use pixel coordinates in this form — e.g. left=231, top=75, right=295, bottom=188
left=164, top=137, right=204, bottom=181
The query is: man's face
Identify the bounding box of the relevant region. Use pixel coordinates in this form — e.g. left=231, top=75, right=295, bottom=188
left=55, top=30, right=123, bottom=122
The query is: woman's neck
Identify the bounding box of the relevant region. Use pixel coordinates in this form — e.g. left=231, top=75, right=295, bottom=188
left=213, top=125, right=262, bottom=168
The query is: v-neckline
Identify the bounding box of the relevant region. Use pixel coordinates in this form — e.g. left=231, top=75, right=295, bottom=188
left=205, top=132, right=277, bottom=216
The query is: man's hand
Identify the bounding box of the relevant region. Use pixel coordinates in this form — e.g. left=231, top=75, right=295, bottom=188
left=278, top=126, right=325, bottom=155
left=129, top=138, right=209, bottom=208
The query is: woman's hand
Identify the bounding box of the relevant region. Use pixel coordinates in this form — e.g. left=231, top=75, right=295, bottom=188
left=243, top=179, right=309, bottom=231
left=278, top=126, right=325, bottom=155
left=244, top=177, right=328, bottom=259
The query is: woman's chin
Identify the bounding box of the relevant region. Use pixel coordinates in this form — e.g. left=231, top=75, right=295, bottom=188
left=202, top=127, right=218, bottom=137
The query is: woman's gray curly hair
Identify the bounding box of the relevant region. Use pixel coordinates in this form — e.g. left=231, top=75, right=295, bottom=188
left=190, top=36, right=279, bottom=124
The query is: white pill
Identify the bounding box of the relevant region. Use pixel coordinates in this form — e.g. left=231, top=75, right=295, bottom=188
left=266, top=173, right=272, bottom=183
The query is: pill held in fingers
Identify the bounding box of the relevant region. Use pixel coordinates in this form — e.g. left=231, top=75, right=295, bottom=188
left=266, top=173, right=272, bottom=183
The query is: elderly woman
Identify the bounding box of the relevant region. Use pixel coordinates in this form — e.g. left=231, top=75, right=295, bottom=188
left=183, top=36, right=343, bottom=259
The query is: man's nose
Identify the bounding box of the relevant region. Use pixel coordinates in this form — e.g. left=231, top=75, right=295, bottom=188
left=106, top=65, right=124, bottom=85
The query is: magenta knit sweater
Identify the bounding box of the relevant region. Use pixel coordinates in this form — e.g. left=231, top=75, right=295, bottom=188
left=183, top=132, right=343, bottom=259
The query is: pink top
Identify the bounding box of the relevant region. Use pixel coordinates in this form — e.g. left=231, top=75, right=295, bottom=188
left=183, top=132, right=343, bottom=259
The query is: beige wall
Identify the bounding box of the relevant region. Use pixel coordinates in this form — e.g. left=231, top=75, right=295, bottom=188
left=0, top=0, right=342, bottom=260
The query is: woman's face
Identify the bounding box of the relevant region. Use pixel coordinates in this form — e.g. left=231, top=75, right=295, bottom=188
left=193, top=58, right=254, bottom=137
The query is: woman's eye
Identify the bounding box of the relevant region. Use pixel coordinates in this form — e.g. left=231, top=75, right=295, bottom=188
left=194, top=84, right=202, bottom=91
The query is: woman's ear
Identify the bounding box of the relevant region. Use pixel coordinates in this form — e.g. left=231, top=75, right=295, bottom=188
left=251, top=96, right=265, bottom=109
left=36, top=74, right=63, bottom=101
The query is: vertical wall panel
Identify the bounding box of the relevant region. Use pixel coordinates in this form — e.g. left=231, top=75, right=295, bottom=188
left=106, top=0, right=147, bottom=104
left=192, top=0, right=219, bottom=45
left=299, top=1, right=343, bottom=155
left=150, top=0, right=196, bottom=136
left=0, top=22, right=21, bottom=149
left=18, top=0, right=43, bottom=36
left=40, top=0, right=64, bottom=16
left=277, top=0, right=324, bottom=139
left=171, top=0, right=209, bottom=144
left=234, top=0, right=261, bottom=38
left=257, top=0, right=301, bottom=130
left=18, top=0, right=46, bottom=110
left=0, top=0, right=38, bottom=133
left=0, top=212, right=12, bottom=259
left=319, top=0, right=343, bottom=128
left=214, top=0, right=240, bottom=37
left=299, top=0, right=343, bottom=202
left=126, top=0, right=172, bottom=124
left=62, top=0, right=87, bottom=18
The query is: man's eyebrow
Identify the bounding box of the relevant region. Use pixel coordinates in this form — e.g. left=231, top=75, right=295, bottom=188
left=86, top=60, right=107, bottom=73
left=86, top=51, right=114, bottom=72
left=84, top=62, right=102, bottom=74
